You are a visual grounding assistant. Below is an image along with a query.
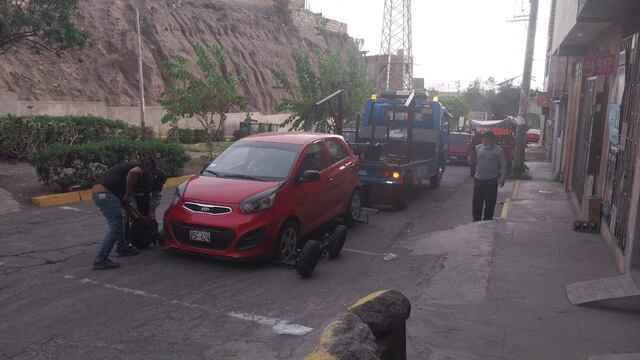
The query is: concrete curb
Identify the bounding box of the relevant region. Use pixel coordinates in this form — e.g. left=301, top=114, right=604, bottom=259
left=31, top=175, right=193, bottom=207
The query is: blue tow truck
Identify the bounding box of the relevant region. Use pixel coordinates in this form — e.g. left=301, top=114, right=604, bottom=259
left=347, top=90, right=451, bottom=210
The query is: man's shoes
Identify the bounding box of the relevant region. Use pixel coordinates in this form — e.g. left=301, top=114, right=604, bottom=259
left=115, top=246, right=141, bottom=257
left=93, top=258, right=121, bottom=270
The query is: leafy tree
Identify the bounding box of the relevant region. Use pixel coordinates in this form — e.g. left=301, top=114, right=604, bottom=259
left=486, top=84, right=520, bottom=119
left=159, top=44, right=247, bottom=158
left=0, top=0, right=88, bottom=55
left=440, top=96, right=470, bottom=130
left=273, top=50, right=370, bottom=133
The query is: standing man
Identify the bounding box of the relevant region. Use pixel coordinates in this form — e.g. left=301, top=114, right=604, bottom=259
left=91, top=158, right=158, bottom=270
left=470, top=131, right=507, bottom=222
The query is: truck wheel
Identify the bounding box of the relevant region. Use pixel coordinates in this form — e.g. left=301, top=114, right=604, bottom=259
left=430, top=166, right=443, bottom=189
left=328, top=225, right=347, bottom=259
left=296, top=240, right=321, bottom=278
left=344, top=188, right=362, bottom=226
left=395, top=177, right=411, bottom=210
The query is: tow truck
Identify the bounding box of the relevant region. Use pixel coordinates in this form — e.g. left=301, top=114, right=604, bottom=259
left=346, top=90, right=451, bottom=210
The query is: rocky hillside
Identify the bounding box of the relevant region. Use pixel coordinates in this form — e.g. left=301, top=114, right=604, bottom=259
left=0, top=0, right=358, bottom=114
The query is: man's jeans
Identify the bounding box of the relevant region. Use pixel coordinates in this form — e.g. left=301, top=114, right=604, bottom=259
left=473, top=178, right=499, bottom=222
left=93, top=193, right=127, bottom=260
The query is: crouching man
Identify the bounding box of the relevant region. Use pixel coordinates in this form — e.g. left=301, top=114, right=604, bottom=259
left=91, top=159, right=158, bottom=270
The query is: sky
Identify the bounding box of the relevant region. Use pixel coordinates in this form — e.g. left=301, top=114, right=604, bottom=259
left=307, top=0, right=552, bottom=91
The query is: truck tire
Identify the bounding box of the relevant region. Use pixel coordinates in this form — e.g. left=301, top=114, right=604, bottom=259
left=395, top=176, right=411, bottom=210
left=430, top=166, right=443, bottom=189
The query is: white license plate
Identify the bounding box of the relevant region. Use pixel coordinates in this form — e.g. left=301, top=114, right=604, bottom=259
left=358, top=170, right=367, bottom=176
left=189, top=230, right=211, bottom=243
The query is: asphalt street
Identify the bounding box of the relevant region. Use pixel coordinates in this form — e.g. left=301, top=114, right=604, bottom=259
left=0, top=165, right=513, bottom=359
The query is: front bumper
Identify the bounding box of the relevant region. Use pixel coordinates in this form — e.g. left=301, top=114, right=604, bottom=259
left=163, top=202, right=280, bottom=260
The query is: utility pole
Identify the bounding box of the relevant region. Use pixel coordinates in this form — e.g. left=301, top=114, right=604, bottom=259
left=136, top=7, right=146, bottom=139
left=514, top=0, right=539, bottom=171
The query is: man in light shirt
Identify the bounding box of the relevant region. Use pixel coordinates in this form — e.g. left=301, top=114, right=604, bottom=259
left=470, top=131, right=507, bottom=222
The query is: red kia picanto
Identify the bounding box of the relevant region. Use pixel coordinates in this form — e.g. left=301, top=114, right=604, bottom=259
left=163, top=133, right=361, bottom=263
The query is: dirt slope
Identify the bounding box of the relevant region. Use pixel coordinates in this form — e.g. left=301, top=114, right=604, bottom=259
left=0, top=0, right=357, bottom=113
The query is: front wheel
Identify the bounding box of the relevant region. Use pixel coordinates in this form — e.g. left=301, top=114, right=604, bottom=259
left=275, top=221, right=299, bottom=265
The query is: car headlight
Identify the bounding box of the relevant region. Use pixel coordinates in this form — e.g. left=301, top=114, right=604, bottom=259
left=240, top=189, right=277, bottom=215
left=172, top=181, right=188, bottom=206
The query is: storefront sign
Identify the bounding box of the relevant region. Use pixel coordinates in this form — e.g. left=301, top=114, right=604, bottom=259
left=583, top=52, right=616, bottom=77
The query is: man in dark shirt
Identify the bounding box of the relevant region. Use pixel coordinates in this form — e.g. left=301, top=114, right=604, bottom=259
left=91, top=159, right=158, bottom=270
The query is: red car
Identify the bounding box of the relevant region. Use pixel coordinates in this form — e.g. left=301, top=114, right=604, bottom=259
left=527, top=129, right=541, bottom=143
left=163, top=133, right=361, bottom=262
left=448, top=132, right=472, bottom=163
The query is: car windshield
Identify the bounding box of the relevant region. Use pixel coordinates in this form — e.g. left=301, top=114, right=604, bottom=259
left=203, top=141, right=302, bottom=182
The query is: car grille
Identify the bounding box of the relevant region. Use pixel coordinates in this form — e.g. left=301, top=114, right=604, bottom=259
left=172, top=222, right=236, bottom=250
left=183, top=202, right=232, bottom=215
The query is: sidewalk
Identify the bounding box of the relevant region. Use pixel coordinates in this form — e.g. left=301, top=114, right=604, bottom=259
left=399, top=161, right=640, bottom=360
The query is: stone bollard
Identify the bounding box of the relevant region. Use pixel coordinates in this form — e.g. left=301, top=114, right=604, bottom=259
left=305, top=313, right=379, bottom=360
left=347, top=290, right=411, bottom=360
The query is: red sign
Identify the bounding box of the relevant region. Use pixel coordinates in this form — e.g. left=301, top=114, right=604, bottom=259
left=537, top=92, right=550, bottom=108
left=583, top=52, right=616, bottom=77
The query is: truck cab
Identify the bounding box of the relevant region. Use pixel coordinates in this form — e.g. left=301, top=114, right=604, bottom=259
left=348, top=91, right=450, bottom=210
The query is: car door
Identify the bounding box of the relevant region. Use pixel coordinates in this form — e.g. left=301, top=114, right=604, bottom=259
left=323, top=137, right=357, bottom=219
left=294, top=141, right=332, bottom=234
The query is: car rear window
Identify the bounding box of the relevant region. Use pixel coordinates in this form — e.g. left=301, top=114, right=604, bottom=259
left=449, top=134, right=470, bottom=146
left=204, top=141, right=302, bottom=182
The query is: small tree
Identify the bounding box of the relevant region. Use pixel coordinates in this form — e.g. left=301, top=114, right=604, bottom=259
left=273, top=0, right=292, bottom=26
left=0, top=0, right=89, bottom=55
left=273, top=50, right=370, bottom=133
left=440, top=97, right=470, bottom=130
left=159, top=44, right=247, bottom=158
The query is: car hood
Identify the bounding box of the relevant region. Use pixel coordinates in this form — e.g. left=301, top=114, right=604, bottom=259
left=183, top=175, right=280, bottom=205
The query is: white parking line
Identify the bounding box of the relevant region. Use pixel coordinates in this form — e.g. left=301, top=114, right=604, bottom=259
left=63, top=275, right=313, bottom=336
left=59, top=206, right=84, bottom=212
left=343, top=248, right=399, bottom=261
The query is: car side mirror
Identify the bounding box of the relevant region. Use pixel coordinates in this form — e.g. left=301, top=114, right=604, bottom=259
left=299, top=170, right=321, bottom=183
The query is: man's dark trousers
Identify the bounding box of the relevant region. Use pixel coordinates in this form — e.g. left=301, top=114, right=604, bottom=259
left=473, top=178, right=499, bottom=221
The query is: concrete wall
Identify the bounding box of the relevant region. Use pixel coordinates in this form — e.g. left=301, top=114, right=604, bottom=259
left=0, top=94, right=291, bottom=137
left=552, top=0, right=579, bottom=53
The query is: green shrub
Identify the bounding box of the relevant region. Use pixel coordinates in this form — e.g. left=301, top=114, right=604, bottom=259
left=28, top=140, right=190, bottom=192
left=0, top=115, right=141, bottom=160
left=167, top=128, right=210, bottom=144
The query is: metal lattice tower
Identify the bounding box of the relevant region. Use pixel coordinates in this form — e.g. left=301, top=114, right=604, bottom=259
left=379, top=0, right=413, bottom=90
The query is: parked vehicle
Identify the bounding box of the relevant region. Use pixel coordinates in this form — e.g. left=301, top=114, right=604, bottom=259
left=448, top=132, right=472, bottom=164
left=163, top=133, right=361, bottom=262
left=468, top=118, right=516, bottom=173
left=350, top=90, right=451, bottom=210
left=527, top=128, right=541, bottom=143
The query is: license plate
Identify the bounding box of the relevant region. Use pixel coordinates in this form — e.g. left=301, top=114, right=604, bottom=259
left=189, top=230, right=211, bottom=243
left=358, top=170, right=367, bottom=176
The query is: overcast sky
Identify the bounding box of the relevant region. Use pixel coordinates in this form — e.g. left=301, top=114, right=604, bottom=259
left=307, top=0, right=551, bottom=91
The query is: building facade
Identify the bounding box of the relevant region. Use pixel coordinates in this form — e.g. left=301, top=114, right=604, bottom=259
left=544, top=0, right=640, bottom=281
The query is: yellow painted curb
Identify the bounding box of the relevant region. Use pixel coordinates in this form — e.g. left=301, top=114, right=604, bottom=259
left=31, top=174, right=196, bottom=207
left=347, top=289, right=390, bottom=312
left=498, top=180, right=520, bottom=220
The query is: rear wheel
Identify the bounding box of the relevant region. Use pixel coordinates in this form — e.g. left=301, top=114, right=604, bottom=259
left=430, top=166, right=443, bottom=189
left=344, top=188, right=362, bottom=225
left=276, top=221, right=299, bottom=265
left=395, top=175, right=411, bottom=211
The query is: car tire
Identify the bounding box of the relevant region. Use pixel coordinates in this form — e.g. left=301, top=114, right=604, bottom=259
left=328, top=225, right=347, bottom=259
left=296, top=240, right=321, bottom=278
left=275, top=221, right=299, bottom=265
left=344, top=188, right=362, bottom=226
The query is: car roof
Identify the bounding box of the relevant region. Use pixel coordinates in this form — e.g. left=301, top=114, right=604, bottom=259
left=240, top=132, right=341, bottom=145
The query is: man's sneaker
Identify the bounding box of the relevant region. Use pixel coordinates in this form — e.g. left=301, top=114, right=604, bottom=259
left=115, top=246, right=140, bottom=257
left=93, top=258, right=121, bottom=270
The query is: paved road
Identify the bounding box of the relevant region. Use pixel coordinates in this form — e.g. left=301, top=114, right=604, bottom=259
left=0, top=165, right=513, bottom=359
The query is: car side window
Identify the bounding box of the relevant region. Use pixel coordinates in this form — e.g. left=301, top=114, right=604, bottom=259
left=325, top=139, right=349, bottom=164
left=299, top=142, right=329, bottom=172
